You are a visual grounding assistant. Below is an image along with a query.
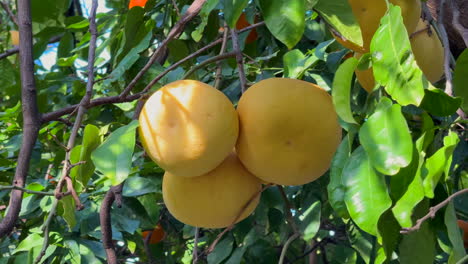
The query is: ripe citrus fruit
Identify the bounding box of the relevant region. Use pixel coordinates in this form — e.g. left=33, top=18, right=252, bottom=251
left=348, top=0, right=421, bottom=51
left=129, top=0, right=147, bottom=9
left=354, top=53, right=376, bottom=93
left=142, top=223, right=165, bottom=244
left=410, top=19, right=444, bottom=83
left=236, top=78, right=342, bottom=186
left=236, top=13, right=258, bottom=44
left=162, top=153, right=262, bottom=228
left=139, top=80, right=239, bottom=177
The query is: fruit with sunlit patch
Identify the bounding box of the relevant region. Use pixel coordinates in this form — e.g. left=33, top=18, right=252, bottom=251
left=236, top=78, right=342, bottom=186
left=410, top=19, right=444, bottom=83
left=142, top=224, right=165, bottom=244
left=163, top=153, right=262, bottom=228
left=128, top=0, right=148, bottom=9
left=139, top=80, right=238, bottom=177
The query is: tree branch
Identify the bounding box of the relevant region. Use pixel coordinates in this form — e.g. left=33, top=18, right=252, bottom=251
left=214, top=24, right=229, bottom=90
left=0, top=0, right=42, bottom=238
left=278, top=233, right=300, bottom=264
left=119, top=0, right=207, bottom=98
left=437, top=0, right=454, bottom=96
left=401, top=188, right=468, bottom=234
left=100, top=184, right=124, bottom=264
left=0, top=1, right=18, bottom=26
left=230, top=27, right=248, bottom=93
left=193, top=227, right=200, bottom=264
left=182, top=51, right=237, bottom=79
left=451, top=0, right=468, bottom=47
left=0, top=185, right=54, bottom=196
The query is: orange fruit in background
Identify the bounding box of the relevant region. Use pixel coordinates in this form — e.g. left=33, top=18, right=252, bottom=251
left=142, top=224, right=165, bottom=244
left=236, top=13, right=258, bottom=44
left=457, top=220, right=468, bottom=248
left=129, top=0, right=147, bottom=9
left=10, top=30, right=19, bottom=46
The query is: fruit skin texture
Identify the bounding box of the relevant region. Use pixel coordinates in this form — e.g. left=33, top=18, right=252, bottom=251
left=236, top=78, right=342, bottom=186
left=354, top=53, right=376, bottom=93
left=129, top=0, right=147, bottom=9
left=457, top=220, right=468, bottom=248
left=163, top=153, right=262, bottom=228
left=348, top=0, right=421, bottom=51
left=410, top=19, right=444, bottom=83
left=139, top=80, right=238, bottom=177
left=10, top=31, right=19, bottom=46
left=236, top=13, right=258, bottom=44
left=142, top=224, right=165, bottom=244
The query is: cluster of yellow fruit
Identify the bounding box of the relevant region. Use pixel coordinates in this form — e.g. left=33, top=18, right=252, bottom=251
left=335, top=0, right=444, bottom=92
left=139, top=78, right=341, bottom=228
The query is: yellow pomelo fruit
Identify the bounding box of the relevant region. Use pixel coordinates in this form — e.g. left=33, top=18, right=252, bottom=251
left=10, top=30, right=19, bottom=46
left=163, top=152, right=262, bottom=228
left=348, top=0, right=421, bottom=51
left=410, top=19, right=444, bottom=83
left=354, top=53, right=376, bottom=93
left=236, top=78, right=342, bottom=186
left=139, top=80, right=239, bottom=177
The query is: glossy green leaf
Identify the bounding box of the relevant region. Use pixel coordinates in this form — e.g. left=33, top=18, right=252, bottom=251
left=314, top=0, right=362, bottom=48
left=123, top=176, right=158, bottom=197
left=327, top=135, right=353, bottom=218
left=399, top=200, right=436, bottom=264
left=445, top=202, right=467, bottom=263
left=453, top=49, right=468, bottom=112
left=91, top=120, right=139, bottom=186
left=420, top=87, right=462, bottom=116
left=70, top=124, right=101, bottom=193
left=258, top=0, right=306, bottom=49
left=192, top=0, right=219, bottom=42
left=370, top=5, right=425, bottom=106
left=208, top=236, right=234, bottom=264
left=390, top=137, right=425, bottom=228
left=13, top=233, right=42, bottom=253
left=23, top=183, right=44, bottom=198
left=422, top=131, right=459, bottom=198
left=342, top=147, right=392, bottom=237
left=347, top=222, right=374, bottom=264
left=283, top=49, right=318, bottom=79
left=332, top=56, right=358, bottom=124
left=224, top=0, right=249, bottom=29
left=225, top=247, right=247, bottom=264
left=298, top=200, right=321, bottom=240
left=359, top=97, right=413, bottom=175
left=59, top=195, right=77, bottom=230
left=377, top=210, right=401, bottom=262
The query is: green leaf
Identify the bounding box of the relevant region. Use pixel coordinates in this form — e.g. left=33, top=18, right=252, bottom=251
left=59, top=195, right=77, bottom=230
left=370, top=5, right=425, bottom=106
left=347, top=222, right=374, bottom=264
left=283, top=49, right=318, bottom=79
left=453, top=49, right=468, bottom=113
left=445, top=202, right=467, bottom=263
left=258, top=0, right=306, bottom=49
left=207, top=236, right=234, bottom=264
left=191, top=0, right=219, bottom=42
left=342, top=147, right=392, bottom=237
left=332, top=57, right=359, bottom=124
left=420, top=87, right=462, bottom=116
left=223, top=0, right=249, bottom=29
left=66, top=19, right=89, bottom=29
left=123, top=176, right=159, bottom=197
left=314, top=0, right=362, bottom=48
left=359, top=97, right=413, bottom=175
left=391, top=136, right=426, bottom=228
left=422, top=131, right=459, bottom=198
left=298, top=200, right=321, bottom=240
left=225, top=247, right=247, bottom=264
left=91, top=120, right=139, bottom=186
left=13, top=233, right=43, bottom=253
left=327, top=135, right=353, bottom=218
left=70, top=124, right=101, bottom=193
left=23, top=183, right=44, bottom=198
left=399, top=200, right=436, bottom=264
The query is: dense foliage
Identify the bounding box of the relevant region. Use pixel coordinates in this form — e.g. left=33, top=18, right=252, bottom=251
left=0, top=0, right=467, bottom=263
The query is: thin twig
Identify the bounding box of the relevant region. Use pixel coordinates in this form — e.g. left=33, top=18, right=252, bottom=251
left=278, top=233, right=300, bottom=264
left=437, top=0, right=454, bottom=96
left=214, top=24, right=229, bottom=89
left=292, top=238, right=335, bottom=263
left=205, top=184, right=273, bottom=254
left=0, top=47, right=19, bottom=60
left=450, top=0, right=468, bottom=47
left=277, top=185, right=299, bottom=234
left=100, top=184, right=124, bottom=264
left=183, top=51, right=236, bottom=79
left=119, top=0, right=207, bottom=98
left=229, top=27, right=248, bottom=93
left=401, top=188, right=468, bottom=234
left=171, top=0, right=181, bottom=17
left=144, top=229, right=156, bottom=263
left=0, top=1, right=18, bottom=26
left=0, top=0, right=42, bottom=239
left=40, top=21, right=266, bottom=123
left=0, top=186, right=54, bottom=196
left=193, top=227, right=200, bottom=264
